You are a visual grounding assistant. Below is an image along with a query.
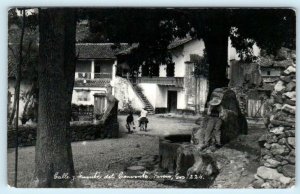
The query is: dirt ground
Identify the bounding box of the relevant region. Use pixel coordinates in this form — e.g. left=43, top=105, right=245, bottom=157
left=118, top=114, right=199, bottom=136
left=7, top=114, right=266, bottom=188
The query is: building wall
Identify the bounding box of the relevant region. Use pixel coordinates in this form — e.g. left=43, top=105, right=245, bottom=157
left=159, top=64, right=167, bottom=77
left=176, top=89, right=186, bottom=109
left=138, top=83, right=158, bottom=108
left=72, top=87, right=107, bottom=106
left=158, top=39, right=205, bottom=78
left=155, top=86, right=167, bottom=108
left=113, top=76, right=144, bottom=112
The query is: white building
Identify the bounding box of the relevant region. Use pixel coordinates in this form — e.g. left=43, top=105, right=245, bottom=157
left=71, top=43, right=129, bottom=106
left=116, top=38, right=209, bottom=114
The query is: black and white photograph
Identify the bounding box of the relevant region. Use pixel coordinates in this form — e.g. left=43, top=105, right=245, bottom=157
left=6, top=7, right=296, bottom=188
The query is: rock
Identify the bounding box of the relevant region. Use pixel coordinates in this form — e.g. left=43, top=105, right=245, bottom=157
left=283, top=66, right=296, bottom=75
left=258, top=135, right=268, bottom=147
left=270, top=127, right=284, bottom=135
left=284, top=98, right=296, bottom=106
left=193, top=88, right=248, bottom=148
left=283, top=91, right=296, bottom=100
left=279, top=176, right=291, bottom=185
left=278, top=138, right=286, bottom=145
left=277, top=166, right=283, bottom=173
left=274, top=155, right=284, bottom=162
left=270, top=144, right=285, bottom=155
left=269, top=180, right=281, bottom=188
left=285, top=82, right=296, bottom=92
left=280, top=75, right=292, bottom=83
left=287, top=137, right=295, bottom=148
left=270, top=119, right=295, bottom=127
left=274, top=81, right=286, bottom=92
left=264, top=143, right=271, bottom=149
left=281, top=104, right=296, bottom=115
left=282, top=164, right=295, bottom=178
left=264, top=159, right=281, bottom=168
left=261, top=182, right=272, bottom=188
left=273, top=103, right=283, bottom=112
left=285, top=130, right=295, bottom=137
left=252, top=178, right=264, bottom=188
left=281, top=160, right=288, bottom=166
left=256, top=166, right=285, bottom=180
left=286, top=155, right=295, bottom=164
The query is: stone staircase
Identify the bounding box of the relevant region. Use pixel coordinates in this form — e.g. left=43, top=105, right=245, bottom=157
left=134, top=85, right=155, bottom=114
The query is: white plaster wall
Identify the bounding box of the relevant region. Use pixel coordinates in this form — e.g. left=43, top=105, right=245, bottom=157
left=72, top=87, right=106, bottom=105
left=159, top=64, right=167, bottom=77
left=113, top=76, right=144, bottom=111
left=138, top=83, right=158, bottom=108
left=155, top=86, right=167, bottom=108
left=177, top=89, right=186, bottom=109
left=171, top=39, right=205, bottom=77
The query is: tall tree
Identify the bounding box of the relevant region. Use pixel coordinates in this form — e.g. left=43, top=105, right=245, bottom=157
left=35, top=8, right=76, bottom=187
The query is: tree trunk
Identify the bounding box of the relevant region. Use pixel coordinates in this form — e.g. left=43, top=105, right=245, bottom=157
left=35, top=8, right=76, bottom=188
left=203, top=24, right=230, bottom=103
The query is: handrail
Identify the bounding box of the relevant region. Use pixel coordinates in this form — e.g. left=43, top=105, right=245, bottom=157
left=137, top=77, right=184, bottom=87
left=75, top=72, right=112, bottom=79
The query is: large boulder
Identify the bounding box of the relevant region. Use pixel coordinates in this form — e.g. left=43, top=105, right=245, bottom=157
left=192, top=88, right=248, bottom=149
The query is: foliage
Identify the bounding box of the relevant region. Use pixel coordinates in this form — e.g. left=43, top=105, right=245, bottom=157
left=191, top=50, right=209, bottom=78
left=80, top=8, right=296, bottom=101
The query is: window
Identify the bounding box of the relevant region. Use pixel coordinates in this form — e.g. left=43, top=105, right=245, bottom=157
left=166, top=63, right=175, bottom=77
left=267, top=71, right=271, bottom=76
left=77, top=90, right=90, bottom=102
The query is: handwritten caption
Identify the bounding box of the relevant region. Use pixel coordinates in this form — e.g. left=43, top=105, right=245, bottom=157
left=54, top=171, right=205, bottom=181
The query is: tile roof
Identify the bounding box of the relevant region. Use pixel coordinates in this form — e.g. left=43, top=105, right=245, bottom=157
left=76, top=43, right=130, bottom=59
left=167, top=37, right=193, bottom=49
left=8, top=43, right=130, bottom=78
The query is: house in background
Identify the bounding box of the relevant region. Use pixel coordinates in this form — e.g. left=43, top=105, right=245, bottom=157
left=116, top=38, right=209, bottom=114
left=72, top=43, right=129, bottom=107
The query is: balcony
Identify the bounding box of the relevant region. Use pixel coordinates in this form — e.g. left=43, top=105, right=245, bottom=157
left=136, top=77, right=184, bottom=87
left=75, top=72, right=112, bottom=79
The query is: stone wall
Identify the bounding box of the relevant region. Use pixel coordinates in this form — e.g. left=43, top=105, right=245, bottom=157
left=8, top=94, right=120, bottom=148
left=253, top=58, right=296, bottom=188
left=8, top=122, right=104, bottom=148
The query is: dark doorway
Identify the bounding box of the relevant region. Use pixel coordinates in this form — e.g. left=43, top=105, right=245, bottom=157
left=167, top=91, right=177, bottom=113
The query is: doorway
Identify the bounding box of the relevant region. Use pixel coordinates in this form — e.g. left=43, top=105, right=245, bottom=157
left=167, top=91, right=177, bottom=113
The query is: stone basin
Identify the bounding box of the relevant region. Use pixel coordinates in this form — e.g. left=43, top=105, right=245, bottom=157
left=159, top=134, right=192, bottom=173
